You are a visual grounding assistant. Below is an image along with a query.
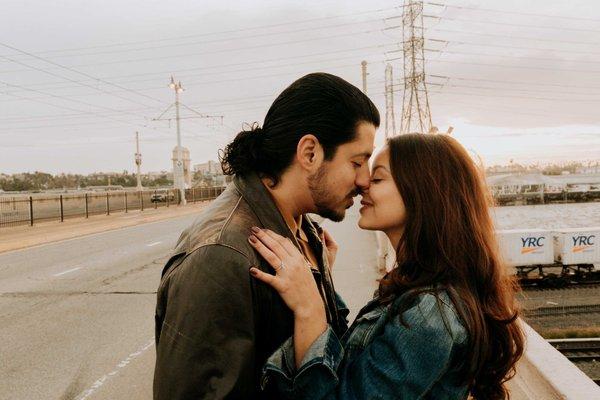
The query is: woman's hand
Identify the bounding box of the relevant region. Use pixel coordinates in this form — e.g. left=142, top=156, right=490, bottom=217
left=248, top=227, right=325, bottom=319
left=320, top=228, right=338, bottom=270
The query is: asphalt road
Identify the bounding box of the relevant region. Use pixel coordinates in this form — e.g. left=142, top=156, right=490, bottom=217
left=0, top=214, right=197, bottom=400
left=0, top=204, right=380, bottom=400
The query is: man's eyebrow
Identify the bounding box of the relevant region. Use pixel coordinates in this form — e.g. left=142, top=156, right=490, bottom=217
left=352, top=151, right=372, bottom=158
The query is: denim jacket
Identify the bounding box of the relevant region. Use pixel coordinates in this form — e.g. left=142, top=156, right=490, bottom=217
left=261, top=289, right=470, bottom=400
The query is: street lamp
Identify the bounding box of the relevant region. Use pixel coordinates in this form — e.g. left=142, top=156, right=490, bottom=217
left=169, top=76, right=186, bottom=205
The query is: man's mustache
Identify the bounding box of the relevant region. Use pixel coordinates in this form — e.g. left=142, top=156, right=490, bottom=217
left=349, top=188, right=361, bottom=198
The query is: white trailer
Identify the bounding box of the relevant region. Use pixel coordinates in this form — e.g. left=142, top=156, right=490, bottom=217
left=553, top=228, right=600, bottom=267
left=496, top=229, right=555, bottom=268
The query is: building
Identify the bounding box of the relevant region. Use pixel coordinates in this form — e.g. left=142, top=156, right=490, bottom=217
left=193, top=160, right=222, bottom=175
left=171, top=146, right=192, bottom=188
left=145, top=171, right=172, bottom=179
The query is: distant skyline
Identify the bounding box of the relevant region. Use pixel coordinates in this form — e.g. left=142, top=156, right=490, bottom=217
left=2, top=0, right=600, bottom=174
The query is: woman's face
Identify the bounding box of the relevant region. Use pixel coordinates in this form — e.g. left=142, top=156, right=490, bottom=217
left=358, top=147, right=406, bottom=236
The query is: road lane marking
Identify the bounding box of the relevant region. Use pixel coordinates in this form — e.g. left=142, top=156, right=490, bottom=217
left=1, top=213, right=192, bottom=256
left=53, top=267, right=82, bottom=277
left=146, top=241, right=162, bottom=247
left=75, top=337, right=155, bottom=400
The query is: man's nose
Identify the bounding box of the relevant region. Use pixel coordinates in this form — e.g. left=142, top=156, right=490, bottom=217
left=355, top=165, right=371, bottom=191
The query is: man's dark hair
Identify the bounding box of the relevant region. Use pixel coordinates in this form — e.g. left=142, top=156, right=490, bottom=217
left=219, top=72, right=380, bottom=184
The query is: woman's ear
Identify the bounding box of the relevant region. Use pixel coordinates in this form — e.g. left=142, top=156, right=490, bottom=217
left=296, top=134, right=324, bottom=171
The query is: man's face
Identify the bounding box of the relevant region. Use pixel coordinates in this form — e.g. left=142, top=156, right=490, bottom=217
left=308, top=122, right=375, bottom=221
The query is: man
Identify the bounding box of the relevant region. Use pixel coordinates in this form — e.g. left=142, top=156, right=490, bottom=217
left=154, top=72, right=380, bottom=399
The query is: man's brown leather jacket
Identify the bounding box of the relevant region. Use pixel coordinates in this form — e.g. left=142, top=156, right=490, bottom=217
left=153, top=172, right=348, bottom=399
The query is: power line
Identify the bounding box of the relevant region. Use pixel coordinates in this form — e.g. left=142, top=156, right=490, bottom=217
left=0, top=79, right=158, bottom=120
left=425, top=14, right=600, bottom=34
left=0, top=91, right=164, bottom=135
left=0, top=42, right=168, bottom=109
left=1, top=51, right=390, bottom=94
left=429, top=2, right=600, bottom=23
left=427, top=87, right=600, bottom=103
left=4, top=61, right=379, bottom=103
left=6, top=6, right=399, bottom=56
left=0, top=53, right=162, bottom=109
left=427, top=82, right=600, bottom=100
left=0, top=92, right=280, bottom=122
left=424, top=49, right=600, bottom=67
left=429, top=97, right=599, bottom=121
left=387, top=56, right=600, bottom=74
left=442, top=39, right=600, bottom=57
left=427, top=74, right=600, bottom=91
left=0, top=17, right=398, bottom=61
left=0, top=28, right=396, bottom=74
left=427, top=27, right=600, bottom=47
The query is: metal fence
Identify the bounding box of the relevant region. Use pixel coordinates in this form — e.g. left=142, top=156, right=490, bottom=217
left=0, top=186, right=226, bottom=228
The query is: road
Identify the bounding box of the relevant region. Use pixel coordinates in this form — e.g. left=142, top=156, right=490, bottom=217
left=0, top=214, right=195, bottom=400
left=0, top=205, right=381, bottom=400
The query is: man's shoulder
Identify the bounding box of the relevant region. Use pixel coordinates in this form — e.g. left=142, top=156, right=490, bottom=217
left=173, top=184, right=261, bottom=261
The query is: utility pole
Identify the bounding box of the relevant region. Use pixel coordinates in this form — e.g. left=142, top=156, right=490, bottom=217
left=384, top=64, right=396, bottom=139
left=153, top=77, right=224, bottom=205
left=361, top=60, right=368, bottom=94
left=168, top=76, right=186, bottom=205
left=135, top=131, right=143, bottom=190
left=399, top=0, right=433, bottom=134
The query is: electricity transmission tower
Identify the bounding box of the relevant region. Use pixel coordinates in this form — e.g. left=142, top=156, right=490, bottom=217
left=384, top=64, right=396, bottom=139
left=399, top=0, right=433, bottom=134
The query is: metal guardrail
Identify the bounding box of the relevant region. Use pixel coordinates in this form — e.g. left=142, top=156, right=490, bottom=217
left=0, top=186, right=225, bottom=228
left=507, top=322, right=600, bottom=399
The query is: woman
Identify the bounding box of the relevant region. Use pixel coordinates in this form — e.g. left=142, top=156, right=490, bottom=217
left=248, top=133, right=524, bottom=399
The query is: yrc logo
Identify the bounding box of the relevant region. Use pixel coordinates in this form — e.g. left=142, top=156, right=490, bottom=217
left=520, top=236, right=545, bottom=254
left=572, top=235, right=595, bottom=253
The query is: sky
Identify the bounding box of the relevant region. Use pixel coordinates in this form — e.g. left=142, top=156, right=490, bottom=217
left=1, top=0, right=599, bottom=174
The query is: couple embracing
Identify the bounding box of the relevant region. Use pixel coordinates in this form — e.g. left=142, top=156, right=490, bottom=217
left=153, top=73, right=523, bottom=400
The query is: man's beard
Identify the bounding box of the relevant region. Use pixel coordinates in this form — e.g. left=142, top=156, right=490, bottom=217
left=308, top=166, right=358, bottom=222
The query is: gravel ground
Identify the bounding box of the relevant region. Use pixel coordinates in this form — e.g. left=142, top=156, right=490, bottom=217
left=519, top=287, right=600, bottom=309
left=524, top=313, right=600, bottom=331
left=573, top=361, right=600, bottom=382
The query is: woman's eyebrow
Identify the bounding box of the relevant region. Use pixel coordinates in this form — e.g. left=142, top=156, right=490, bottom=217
left=372, top=165, right=388, bottom=173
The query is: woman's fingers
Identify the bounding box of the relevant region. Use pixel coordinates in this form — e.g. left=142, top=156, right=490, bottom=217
left=248, top=235, right=283, bottom=272
left=263, top=229, right=300, bottom=257
left=249, top=267, right=280, bottom=290
left=251, top=227, right=290, bottom=258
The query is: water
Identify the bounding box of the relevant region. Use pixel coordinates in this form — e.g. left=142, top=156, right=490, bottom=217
left=492, top=202, right=600, bottom=230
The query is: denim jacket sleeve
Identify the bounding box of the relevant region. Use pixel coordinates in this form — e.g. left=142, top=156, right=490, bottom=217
left=262, top=293, right=466, bottom=400
left=334, top=291, right=350, bottom=329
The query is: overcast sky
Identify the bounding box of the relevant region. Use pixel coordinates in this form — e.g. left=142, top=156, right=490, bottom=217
left=1, top=0, right=599, bottom=174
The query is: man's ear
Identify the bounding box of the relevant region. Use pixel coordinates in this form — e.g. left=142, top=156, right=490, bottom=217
left=296, top=134, right=324, bottom=171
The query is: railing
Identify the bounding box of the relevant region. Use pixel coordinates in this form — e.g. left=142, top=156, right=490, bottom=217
left=375, top=238, right=600, bottom=396
left=0, top=186, right=226, bottom=228
left=508, top=323, right=600, bottom=399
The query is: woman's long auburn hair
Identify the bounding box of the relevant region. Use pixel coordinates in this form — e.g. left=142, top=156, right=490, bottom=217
left=378, top=133, right=524, bottom=399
